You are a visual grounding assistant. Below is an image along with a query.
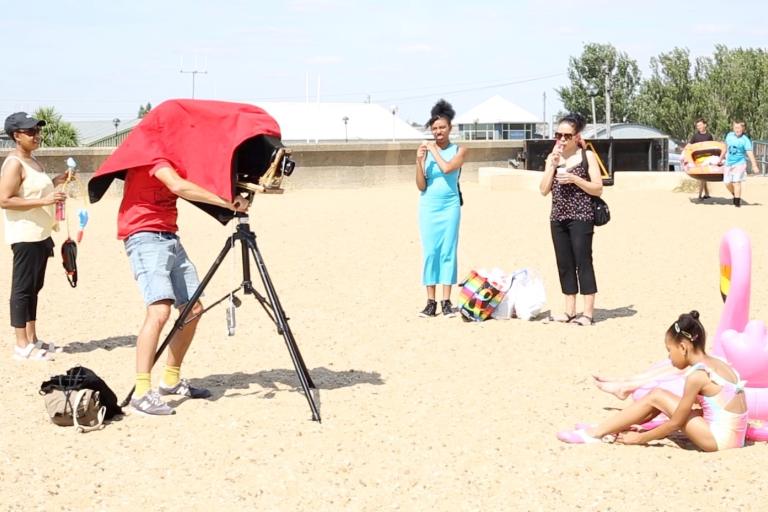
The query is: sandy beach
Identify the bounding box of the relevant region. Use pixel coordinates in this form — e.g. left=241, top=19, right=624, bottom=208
left=1, top=175, right=768, bottom=511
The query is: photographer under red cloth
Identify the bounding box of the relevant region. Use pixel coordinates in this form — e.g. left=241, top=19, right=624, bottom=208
left=89, top=98, right=282, bottom=224
left=87, top=99, right=283, bottom=415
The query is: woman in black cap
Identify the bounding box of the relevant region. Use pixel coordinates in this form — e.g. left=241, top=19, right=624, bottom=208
left=0, top=112, right=69, bottom=360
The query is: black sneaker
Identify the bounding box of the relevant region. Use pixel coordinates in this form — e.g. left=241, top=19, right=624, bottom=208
left=418, top=300, right=437, bottom=317
left=441, top=300, right=457, bottom=318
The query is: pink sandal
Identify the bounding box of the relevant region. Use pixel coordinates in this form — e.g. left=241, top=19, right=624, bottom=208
left=556, top=428, right=602, bottom=444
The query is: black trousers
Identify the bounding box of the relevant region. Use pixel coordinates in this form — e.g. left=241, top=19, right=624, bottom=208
left=550, top=220, right=597, bottom=295
left=10, top=237, right=53, bottom=328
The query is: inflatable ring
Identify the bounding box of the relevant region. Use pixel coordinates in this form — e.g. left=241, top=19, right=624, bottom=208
left=684, top=141, right=726, bottom=182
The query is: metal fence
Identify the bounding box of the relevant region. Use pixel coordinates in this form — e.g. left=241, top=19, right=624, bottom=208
left=753, top=140, right=768, bottom=176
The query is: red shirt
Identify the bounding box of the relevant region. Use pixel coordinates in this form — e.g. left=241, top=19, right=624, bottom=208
left=117, top=161, right=180, bottom=239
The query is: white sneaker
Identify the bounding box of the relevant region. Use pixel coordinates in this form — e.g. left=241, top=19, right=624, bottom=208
left=12, top=344, right=54, bottom=361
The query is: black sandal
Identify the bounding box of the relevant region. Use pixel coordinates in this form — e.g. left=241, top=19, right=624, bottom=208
left=548, top=312, right=576, bottom=323
left=570, top=314, right=594, bottom=326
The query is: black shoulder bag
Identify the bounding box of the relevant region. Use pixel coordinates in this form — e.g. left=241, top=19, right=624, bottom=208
left=456, top=144, right=464, bottom=206
left=62, top=238, right=78, bottom=287
left=582, top=148, right=610, bottom=226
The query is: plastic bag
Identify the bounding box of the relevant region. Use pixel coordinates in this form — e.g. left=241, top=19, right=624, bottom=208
left=509, top=269, right=547, bottom=320
left=491, top=268, right=516, bottom=320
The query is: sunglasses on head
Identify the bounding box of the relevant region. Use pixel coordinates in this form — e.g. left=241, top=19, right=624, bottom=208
left=554, top=132, right=575, bottom=141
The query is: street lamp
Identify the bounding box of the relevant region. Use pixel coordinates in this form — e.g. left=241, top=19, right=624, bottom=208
left=342, top=116, right=349, bottom=143
left=585, top=84, right=598, bottom=138
left=604, top=70, right=614, bottom=174
left=390, top=106, right=398, bottom=142
left=112, top=118, right=121, bottom=138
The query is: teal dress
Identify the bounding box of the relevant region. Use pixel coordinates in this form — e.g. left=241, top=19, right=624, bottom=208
left=419, top=144, right=460, bottom=285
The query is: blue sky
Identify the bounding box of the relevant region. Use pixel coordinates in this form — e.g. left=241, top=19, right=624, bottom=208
left=2, top=0, right=765, bottom=124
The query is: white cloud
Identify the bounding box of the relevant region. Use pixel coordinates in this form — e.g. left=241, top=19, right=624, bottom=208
left=308, top=55, right=343, bottom=65
left=693, top=23, right=734, bottom=35
left=399, top=43, right=433, bottom=54
left=745, top=27, right=768, bottom=37
left=288, top=0, right=345, bottom=13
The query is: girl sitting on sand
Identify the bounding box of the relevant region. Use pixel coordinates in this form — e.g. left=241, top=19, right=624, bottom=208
left=558, top=311, right=748, bottom=451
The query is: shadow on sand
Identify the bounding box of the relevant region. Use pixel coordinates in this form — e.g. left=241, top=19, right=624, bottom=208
left=64, top=335, right=137, bottom=354
left=541, top=305, right=637, bottom=324
left=593, top=305, right=638, bottom=323
left=689, top=197, right=760, bottom=206
left=189, top=367, right=385, bottom=402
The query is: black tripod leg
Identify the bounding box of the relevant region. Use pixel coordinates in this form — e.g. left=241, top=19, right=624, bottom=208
left=120, top=237, right=236, bottom=407
left=246, top=236, right=321, bottom=422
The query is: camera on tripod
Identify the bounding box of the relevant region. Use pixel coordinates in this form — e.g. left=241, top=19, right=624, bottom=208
left=88, top=99, right=320, bottom=420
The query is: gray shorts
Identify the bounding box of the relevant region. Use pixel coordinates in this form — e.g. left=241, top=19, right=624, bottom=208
left=724, top=163, right=747, bottom=183
left=124, top=232, right=201, bottom=307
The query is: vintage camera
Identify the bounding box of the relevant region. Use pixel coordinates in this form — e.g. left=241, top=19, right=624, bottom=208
left=233, top=135, right=295, bottom=194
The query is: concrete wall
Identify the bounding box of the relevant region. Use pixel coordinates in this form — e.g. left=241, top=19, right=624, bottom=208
left=477, top=167, right=706, bottom=192
left=0, top=140, right=524, bottom=191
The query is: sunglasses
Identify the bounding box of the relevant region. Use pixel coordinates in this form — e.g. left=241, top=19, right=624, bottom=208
left=18, top=127, right=42, bottom=136
left=554, top=132, right=575, bottom=141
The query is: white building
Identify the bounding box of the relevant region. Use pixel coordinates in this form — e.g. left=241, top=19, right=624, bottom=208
left=455, top=95, right=540, bottom=140
left=73, top=102, right=425, bottom=146
left=252, top=102, right=424, bottom=143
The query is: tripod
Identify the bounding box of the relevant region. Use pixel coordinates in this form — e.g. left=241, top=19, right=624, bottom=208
left=120, top=214, right=321, bottom=422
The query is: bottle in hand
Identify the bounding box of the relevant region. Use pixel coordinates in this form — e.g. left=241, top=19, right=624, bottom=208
left=55, top=200, right=65, bottom=221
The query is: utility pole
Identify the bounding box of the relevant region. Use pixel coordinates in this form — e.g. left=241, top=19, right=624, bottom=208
left=542, top=91, right=547, bottom=138
left=180, top=58, right=208, bottom=99
left=604, top=73, right=612, bottom=139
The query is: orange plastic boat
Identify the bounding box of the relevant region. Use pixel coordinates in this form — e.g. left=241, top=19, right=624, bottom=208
left=683, top=141, right=726, bottom=182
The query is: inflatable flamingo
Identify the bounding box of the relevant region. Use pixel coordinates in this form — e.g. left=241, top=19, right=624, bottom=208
left=712, top=229, right=768, bottom=425
left=632, top=228, right=768, bottom=440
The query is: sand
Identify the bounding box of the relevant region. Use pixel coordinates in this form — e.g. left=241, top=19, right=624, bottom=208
left=1, top=177, right=768, bottom=511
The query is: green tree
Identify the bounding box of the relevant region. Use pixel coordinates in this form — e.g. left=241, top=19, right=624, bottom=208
left=137, top=102, right=152, bottom=118
left=701, top=45, right=768, bottom=139
left=635, top=48, right=711, bottom=141
left=33, top=106, right=79, bottom=147
left=557, top=42, right=642, bottom=124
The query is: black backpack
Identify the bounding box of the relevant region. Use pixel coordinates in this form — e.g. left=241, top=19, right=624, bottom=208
left=40, top=366, right=123, bottom=420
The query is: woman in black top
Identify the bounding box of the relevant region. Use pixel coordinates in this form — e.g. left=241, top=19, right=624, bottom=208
left=539, top=113, right=603, bottom=326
